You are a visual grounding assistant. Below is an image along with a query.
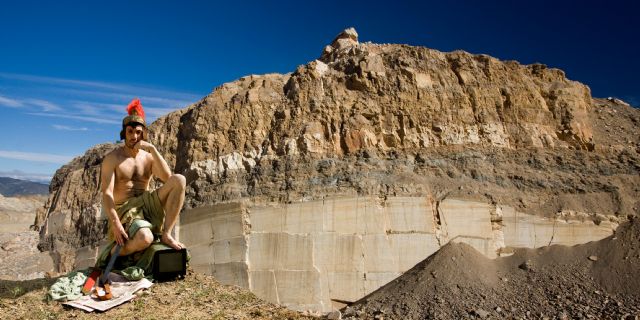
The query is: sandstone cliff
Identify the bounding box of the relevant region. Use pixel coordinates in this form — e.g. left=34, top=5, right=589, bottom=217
left=34, top=28, right=640, bottom=273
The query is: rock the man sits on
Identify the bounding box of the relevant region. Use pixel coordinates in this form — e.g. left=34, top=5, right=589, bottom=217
left=100, top=98, right=185, bottom=262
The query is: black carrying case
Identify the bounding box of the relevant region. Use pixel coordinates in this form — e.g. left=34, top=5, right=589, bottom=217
left=152, top=248, right=187, bottom=282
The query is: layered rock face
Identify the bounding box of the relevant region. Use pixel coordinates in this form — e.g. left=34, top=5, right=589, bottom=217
left=33, top=28, right=639, bottom=278
left=178, top=197, right=616, bottom=312
left=175, top=29, right=598, bottom=206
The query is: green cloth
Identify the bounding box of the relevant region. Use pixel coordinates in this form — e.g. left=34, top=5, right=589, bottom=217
left=128, top=219, right=153, bottom=238
left=96, top=190, right=166, bottom=275
left=106, top=190, right=165, bottom=242
left=47, top=270, right=88, bottom=301
left=97, top=242, right=179, bottom=277
left=47, top=267, right=146, bottom=302
left=118, top=266, right=146, bottom=280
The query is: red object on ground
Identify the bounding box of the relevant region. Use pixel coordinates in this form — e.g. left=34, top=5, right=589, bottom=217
left=82, top=269, right=101, bottom=294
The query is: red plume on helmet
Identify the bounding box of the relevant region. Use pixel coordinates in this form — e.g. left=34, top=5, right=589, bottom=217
left=126, top=98, right=145, bottom=119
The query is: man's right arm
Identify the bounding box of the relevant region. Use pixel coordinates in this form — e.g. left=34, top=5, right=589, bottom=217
left=100, top=155, right=128, bottom=246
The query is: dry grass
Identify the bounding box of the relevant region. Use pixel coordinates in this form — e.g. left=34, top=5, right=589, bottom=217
left=0, top=271, right=318, bottom=320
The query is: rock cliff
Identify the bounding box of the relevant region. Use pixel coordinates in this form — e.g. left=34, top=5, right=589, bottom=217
left=34, top=28, right=640, bottom=273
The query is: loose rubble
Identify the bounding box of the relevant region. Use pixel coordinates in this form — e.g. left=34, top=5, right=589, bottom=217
left=345, top=218, right=640, bottom=319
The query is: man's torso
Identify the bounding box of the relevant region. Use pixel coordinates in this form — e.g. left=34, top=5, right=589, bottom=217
left=111, top=147, right=153, bottom=205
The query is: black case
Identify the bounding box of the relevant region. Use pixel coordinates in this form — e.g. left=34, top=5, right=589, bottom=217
left=152, top=248, right=187, bottom=282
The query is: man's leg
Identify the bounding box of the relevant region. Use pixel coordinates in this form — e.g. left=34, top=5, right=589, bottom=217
left=113, top=227, right=154, bottom=256
left=156, top=174, right=186, bottom=249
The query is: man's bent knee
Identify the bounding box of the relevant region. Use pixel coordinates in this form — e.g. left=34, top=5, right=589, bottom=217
left=134, top=228, right=154, bottom=248
left=169, top=174, right=186, bottom=190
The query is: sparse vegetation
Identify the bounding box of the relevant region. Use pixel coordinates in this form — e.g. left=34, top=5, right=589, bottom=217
left=0, top=271, right=317, bottom=319
left=9, top=286, right=23, bottom=298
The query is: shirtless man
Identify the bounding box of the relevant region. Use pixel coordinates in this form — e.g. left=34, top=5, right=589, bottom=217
left=100, top=98, right=185, bottom=258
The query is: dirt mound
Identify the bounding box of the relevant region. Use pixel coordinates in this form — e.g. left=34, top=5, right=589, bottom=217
left=587, top=216, right=640, bottom=297
left=346, top=219, right=640, bottom=319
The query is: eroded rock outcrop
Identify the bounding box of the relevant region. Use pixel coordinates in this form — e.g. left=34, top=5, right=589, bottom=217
left=33, top=28, right=640, bottom=274
left=33, top=143, right=116, bottom=271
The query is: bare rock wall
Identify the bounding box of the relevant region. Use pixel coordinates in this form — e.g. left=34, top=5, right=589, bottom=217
left=33, top=29, right=640, bottom=273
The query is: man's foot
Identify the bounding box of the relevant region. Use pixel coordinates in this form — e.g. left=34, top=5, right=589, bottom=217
left=161, top=233, right=184, bottom=250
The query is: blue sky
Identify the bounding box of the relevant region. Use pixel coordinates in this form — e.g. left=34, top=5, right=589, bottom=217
left=0, top=0, right=638, bottom=183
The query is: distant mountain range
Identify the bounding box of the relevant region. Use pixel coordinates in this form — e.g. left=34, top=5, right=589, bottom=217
left=0, top=177, right=49, bottom=197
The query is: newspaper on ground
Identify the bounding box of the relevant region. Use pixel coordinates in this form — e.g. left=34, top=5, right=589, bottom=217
left=63, top=275, right=153, bottom=312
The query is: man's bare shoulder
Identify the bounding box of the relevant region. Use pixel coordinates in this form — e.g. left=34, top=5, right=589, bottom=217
left=102, top=146, right=124, bottom=166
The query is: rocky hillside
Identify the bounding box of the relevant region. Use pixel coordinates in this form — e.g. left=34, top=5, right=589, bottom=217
left=0, top=192, right=51, bottom=281
left=34, top=28, right=640, bottom=273
left=0, top=193, right=47, bottom=233
left=0, top=231, right=53, bottom=281
left=0, top=177, right=48, bottom=197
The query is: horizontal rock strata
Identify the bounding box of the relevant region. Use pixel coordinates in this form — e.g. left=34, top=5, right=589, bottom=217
left=177, top=197, right=616, bottom=312
left=32, top=28, right=639, bottom=279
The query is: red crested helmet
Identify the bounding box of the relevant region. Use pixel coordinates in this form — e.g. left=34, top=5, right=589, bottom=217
left=120, top=98, right=147, bottom=140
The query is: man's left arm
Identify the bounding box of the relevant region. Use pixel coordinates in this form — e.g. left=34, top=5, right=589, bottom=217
left=136, top=141, right=171, bottom=183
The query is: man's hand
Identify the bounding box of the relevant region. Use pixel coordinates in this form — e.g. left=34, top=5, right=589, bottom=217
left=133, top=140, right=155, bottom=153
left=111, top=219, right=129, bottom=246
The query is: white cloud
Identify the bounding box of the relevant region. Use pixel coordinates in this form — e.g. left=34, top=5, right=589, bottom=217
left=71, top=102, right=105, bottom=116
left=25, top=99, right=62, bottom=112
left=0, top=95, right=62, bottom=111
left=0, top=72, right=202, bottom=102
left=0, top=72, right=124, bottom=90
left=0, top=150, right=75, bottom=164
left=27, top=112, right=120, bottom=125
left=71, top=101, right=124, bottom=115
left=137, top=95, right=197, bottom=109
left=66, top=100, right=186, bottom=123
left=52, top=124, right=89, bottom=131
left=0, top=94, right=23, bottom=108
left=0, top=170, right=52, bottom=184
left=2, top=72, right=203, bottom=128
left=46, top=88, right=200, bottom=107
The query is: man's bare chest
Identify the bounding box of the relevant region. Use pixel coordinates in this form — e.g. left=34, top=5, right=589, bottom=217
left=115, top=157, right=151, bottom=182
